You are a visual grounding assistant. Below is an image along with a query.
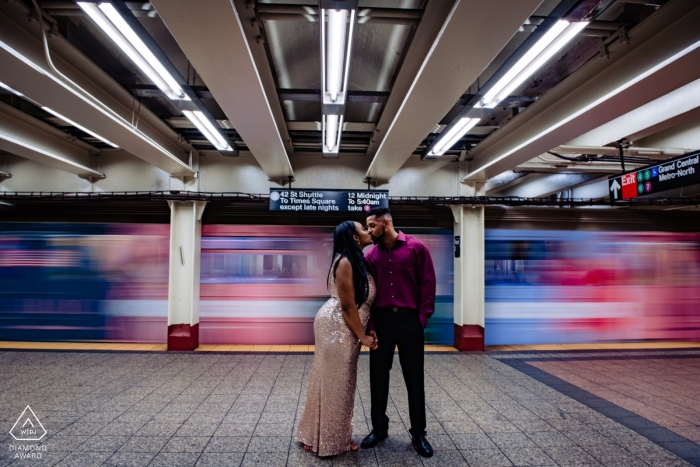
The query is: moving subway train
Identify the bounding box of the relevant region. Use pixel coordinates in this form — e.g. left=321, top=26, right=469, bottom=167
left=1, top=220, right=699, bottom=345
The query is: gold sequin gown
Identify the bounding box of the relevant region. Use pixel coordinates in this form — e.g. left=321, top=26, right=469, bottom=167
left=297, top=257, right=376, bottom=457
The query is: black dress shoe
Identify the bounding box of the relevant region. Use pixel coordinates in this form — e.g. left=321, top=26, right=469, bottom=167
left=412, top=434, right=433, bottom=457
left=360, top=430, right=388, bottom=449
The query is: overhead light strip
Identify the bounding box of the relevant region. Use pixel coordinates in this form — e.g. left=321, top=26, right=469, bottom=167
left=429, top=118, right=480, bottom=156
left=469, top=37, right=700, bottom=179
left=320, top=1, right=357, bottom=157
left=478, top=20, right=589, bottom=109
left=0, top=40, right=191, bottom=170
left=426, top=18, right=588, bottom=158
left=77, top=1, right=234, bottom=154
left=0, top=130, right=104, bottom=176
left=1, top=80, right=118, bottom=148
left=182, top=111, right=232, bottom=152
left=41, top=107, right=119, bottom=148
left=77, top=2, right=186, bottom=101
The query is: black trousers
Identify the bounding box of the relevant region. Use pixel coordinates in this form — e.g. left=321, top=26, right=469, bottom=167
left=369, top=309, right=426, bottom=437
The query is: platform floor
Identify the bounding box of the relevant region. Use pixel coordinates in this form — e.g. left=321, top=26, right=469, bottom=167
left=2, top=348, right=700, bottom=466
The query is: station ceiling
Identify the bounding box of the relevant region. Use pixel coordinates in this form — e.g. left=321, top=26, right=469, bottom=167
left=1, top=0, right=699, bottom=201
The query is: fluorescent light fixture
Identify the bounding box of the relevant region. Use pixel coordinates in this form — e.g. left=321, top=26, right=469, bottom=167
left=327, top=9, right=347, bottom=103
left=77, top=2, right=187, bottom=101
left=0, top=39, right=192, bottom=173
left=467, top=37, right=700, bottom=180
left=320, top=5, right=356, bottom=155
left=1, top=81, right=118, bottom=148
left=429, top=117, right=480, bottom=156
left=0, top=81, right=24, bottom=97
left=41, top=106, right=119, bottom=148
left=479, top=20, right=588, bottom=109
left=182, top=110, right=232, bottom=152
left=0, top=131, right=104, bottom=176
left=321, top=9, right=355, bottom=105
left=323, top=114, right=343, bottom=154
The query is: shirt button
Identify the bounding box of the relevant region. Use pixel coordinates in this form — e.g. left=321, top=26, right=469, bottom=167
left=390, top=283, right=393, bottom=286
left=389, top=271, right=392, bottom=274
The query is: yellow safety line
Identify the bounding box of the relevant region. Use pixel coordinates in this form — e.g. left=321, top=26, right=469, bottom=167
left=0, top=341, right=456, bottom=352
left=2, top=340, right=698, bottom=353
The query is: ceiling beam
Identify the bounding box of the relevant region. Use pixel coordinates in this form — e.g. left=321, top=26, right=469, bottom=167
left=498, top=173, right=600, bottom=198
left=566, top=76, right=700, bottom=148
left=364, top=0, right=542, bottom=183
left=464, top=0, right=700, bottom=182
left=0, top=9, right=195, bottom=177
left=152, top=0, right=294, bottom=182
left=0, top=101, right=103, bottom=178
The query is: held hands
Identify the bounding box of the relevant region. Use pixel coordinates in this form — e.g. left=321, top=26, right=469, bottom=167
left=361, top=331, right=379, bottom=350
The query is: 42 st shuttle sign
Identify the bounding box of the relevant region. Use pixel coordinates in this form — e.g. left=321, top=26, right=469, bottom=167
left=270, top=189, right=389, bottom=213
left=609, top=152, right=700, bottom=201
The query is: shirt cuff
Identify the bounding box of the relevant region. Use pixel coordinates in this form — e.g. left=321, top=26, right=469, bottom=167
left=419, top=312, right=430, bottom=329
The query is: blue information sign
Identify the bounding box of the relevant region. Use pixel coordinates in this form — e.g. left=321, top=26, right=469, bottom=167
left=269, top=189, right=389, bottom=213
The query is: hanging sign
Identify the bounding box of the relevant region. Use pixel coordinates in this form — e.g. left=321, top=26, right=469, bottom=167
left=609, top=152, right=700, bottom=201
left=269, top=189, right=389, bottom=213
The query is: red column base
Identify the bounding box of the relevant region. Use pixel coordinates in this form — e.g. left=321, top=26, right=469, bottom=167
left=168, top=323, right=199, bottom=351
left=454, top=324, right=484, bottom=351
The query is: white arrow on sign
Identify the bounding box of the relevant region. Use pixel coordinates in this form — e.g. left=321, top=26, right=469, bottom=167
left=609, top=178, right=621, bottom=199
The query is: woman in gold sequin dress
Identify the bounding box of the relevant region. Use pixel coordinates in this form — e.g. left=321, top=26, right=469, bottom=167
left=297, top=221, right=378, bottom=457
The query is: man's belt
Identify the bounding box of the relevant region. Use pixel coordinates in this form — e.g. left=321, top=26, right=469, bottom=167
left=375, top=307, right=417, bottom=313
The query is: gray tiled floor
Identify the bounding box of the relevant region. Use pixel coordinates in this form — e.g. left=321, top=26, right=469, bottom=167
left=0, top=351, right=693, bottom=466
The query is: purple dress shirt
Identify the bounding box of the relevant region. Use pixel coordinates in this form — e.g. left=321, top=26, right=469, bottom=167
left=364, top=231, right=437, bottom=329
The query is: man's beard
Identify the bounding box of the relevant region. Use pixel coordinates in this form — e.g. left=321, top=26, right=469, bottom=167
left=371, top=228, right=384, bottom=244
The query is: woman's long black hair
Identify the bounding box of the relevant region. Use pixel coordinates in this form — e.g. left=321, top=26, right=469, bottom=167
left=329, top=221, right=369, bottom=307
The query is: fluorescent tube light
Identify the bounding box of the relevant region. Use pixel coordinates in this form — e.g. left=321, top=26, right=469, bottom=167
left=41, top=107, right=119, bottom=148
left=479, top=20, right=588, bottom=109
left=467, top=37, right=700, bottom=180
left=326, top=9, right=347, bottom=103
left=320, top=6, right=355, bottom=156
left=0, top=131, right=104, bottom=176
left=429, top=117, right=480, bottom=156
left=324, top=114, right=341, bottom=153
left=182, top=110, right=232, bottom=152
left=1, top=81, right=118, bottom=148
left=0, top=81, right=24, bottom=97
left=0, top=39, right=192, bottom=172
left=77, top=2, right=186, bottom=101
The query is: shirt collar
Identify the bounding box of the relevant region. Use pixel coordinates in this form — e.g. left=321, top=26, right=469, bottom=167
left=379, top=231, right=405, bottom=250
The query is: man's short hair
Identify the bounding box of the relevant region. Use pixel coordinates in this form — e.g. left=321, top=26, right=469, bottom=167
left=367, top=207, right=392, bottom=219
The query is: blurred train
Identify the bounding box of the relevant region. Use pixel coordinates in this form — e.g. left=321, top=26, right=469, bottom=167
left=0, top=223, right=454, bottom=344
left=485, top=229, right=700, bottom=344
left=1, top=221, right=699, bottom=345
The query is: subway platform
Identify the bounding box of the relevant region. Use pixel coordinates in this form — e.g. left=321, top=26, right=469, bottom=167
left=2, top=345, right=700, bottom=467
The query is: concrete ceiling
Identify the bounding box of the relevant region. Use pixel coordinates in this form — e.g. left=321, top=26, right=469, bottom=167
left=152, top=0, right=294, bottom=181
left=464, top=0, right=700, bottom=182
left=0, top=0, right=699, bottom=199
left=364, top=0, right=543, bottom=182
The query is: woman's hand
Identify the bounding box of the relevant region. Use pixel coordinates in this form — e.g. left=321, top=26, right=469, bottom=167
left=361, top=334, right=378, bottom=350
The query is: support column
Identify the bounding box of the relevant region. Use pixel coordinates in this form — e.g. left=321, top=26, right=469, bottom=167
left=451, top=182, right=485, bottom=351
left=167, top=201, right=206, bottom=350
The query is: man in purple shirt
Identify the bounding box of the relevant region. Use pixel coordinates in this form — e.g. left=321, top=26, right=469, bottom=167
left=360, top=207, right=436, bottom=458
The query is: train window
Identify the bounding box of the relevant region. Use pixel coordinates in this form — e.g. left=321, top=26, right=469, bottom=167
left=213, top=254, right=225, bottom=273
left=263, top=255, right=273, bottom=272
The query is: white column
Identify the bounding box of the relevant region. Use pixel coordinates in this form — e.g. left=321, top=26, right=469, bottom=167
left=451, top=182, right=485, bottom=350
left=167, top=200, right=206, bottom=350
